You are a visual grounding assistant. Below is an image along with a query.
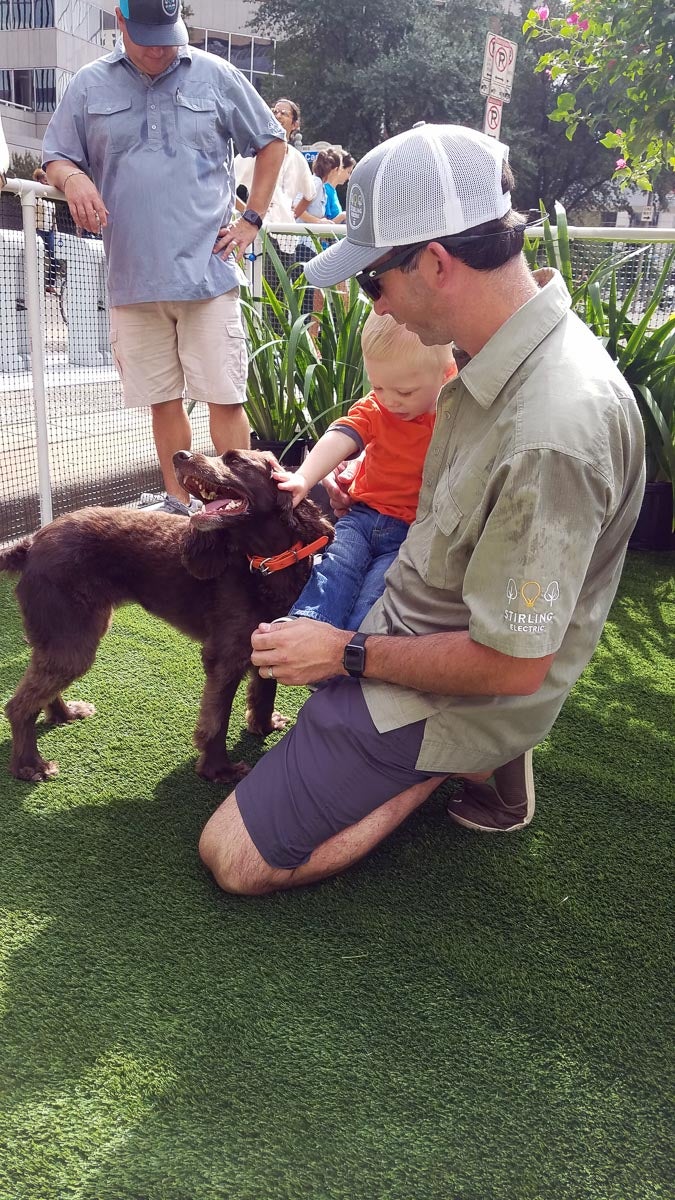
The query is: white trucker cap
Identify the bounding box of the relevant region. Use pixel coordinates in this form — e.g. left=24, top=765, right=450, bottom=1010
left=304, top=123, right=512, bottom=288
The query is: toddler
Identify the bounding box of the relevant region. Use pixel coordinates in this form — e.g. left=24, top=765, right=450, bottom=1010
left=275, top=311, right=457, bottom=630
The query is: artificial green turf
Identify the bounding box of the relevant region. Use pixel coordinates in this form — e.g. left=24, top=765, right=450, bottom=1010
left=0, top=552, right=672, bottom=1200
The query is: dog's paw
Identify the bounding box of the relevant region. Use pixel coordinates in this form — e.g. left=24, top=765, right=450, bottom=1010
left=13, top=758, right=59, bottom=782
left=46, top=700, right=96, bottom=724
left=245, top=708, right=289, bottom=736
left=196, top=754, right=251, bottom=784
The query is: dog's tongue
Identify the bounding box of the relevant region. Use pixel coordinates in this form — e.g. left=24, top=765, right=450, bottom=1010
left=203, top=497, right=243, bottom=515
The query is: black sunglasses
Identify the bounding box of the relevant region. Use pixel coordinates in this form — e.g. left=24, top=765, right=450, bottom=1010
left=355, top=245, right=423, bottom=301
left=355, top=224, right=528, bottom=301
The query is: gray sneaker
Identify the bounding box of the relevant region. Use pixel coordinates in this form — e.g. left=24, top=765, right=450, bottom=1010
left=447, top=749, right=535, bottom=832
left=138, top=492, right=202, bottom=516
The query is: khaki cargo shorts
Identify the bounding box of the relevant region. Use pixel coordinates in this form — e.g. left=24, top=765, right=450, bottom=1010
left=109, top=289, right=247, bottom=408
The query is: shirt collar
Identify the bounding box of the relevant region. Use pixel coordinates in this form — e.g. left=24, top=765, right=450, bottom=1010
left=105, top=37, right=193, bottom=69
left=456, top=268, right=571, bottom=410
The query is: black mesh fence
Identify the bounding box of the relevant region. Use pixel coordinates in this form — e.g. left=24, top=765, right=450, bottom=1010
left=1, top=188, right=674, bottom=547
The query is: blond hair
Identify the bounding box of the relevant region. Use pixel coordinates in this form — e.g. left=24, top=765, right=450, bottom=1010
left=361, top=310, right=454, bottom=373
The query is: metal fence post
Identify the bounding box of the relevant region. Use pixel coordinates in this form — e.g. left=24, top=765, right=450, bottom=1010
left=19, top=181, right=53, bottom=526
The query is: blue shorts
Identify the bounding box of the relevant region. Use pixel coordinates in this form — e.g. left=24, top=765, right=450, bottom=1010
left=236, top=677, right=446, bottom=870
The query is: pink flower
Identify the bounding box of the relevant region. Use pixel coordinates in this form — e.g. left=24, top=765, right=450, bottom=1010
left=578, top=18, right=589, bottom=30
left=536, top=5, right=550, bottom=19
left=566, top=12, right=579, bottom=24
left=615, top=158, right=627, bottom=169
left=615, top=129, right=623, bottom=136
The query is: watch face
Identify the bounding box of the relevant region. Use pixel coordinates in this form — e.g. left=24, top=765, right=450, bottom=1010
left=344, top=636, right=366, bottom=677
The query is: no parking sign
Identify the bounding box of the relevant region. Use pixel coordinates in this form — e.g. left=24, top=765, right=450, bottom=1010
left=483, top=96, right=503, bottom=139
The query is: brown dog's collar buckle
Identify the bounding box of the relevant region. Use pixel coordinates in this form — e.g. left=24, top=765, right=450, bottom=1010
left=248, top=535, right=329, bottom=576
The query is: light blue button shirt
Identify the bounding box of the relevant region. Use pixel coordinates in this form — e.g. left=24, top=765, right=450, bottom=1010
left=43, top=42, right=285, bottom=306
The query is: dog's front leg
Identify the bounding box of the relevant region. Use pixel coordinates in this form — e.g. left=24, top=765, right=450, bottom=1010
left=245, top=670, right=290, bottom=737
left=195, top=651, right=249, bottom=783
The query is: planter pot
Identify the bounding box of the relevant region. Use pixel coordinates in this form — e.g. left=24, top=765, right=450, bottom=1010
left=250, top=434, right=335, bottom=521
left=250, top=434, right=309, bottom=469
left=628, top=481, right=674, bottom=552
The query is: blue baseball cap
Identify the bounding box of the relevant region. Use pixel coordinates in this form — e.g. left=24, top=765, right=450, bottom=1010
left=119, top=0, right=188, bottom=47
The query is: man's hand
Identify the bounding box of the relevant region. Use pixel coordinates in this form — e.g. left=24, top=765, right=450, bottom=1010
left=251, top=617, right=350, bottom=686
left=322, top=457, right=361, bottom=518
left=272, top=468, right=310, bottom=509
left=61, top=174, right=108, bottom=233
left=214, top=216, right=259, bottom=262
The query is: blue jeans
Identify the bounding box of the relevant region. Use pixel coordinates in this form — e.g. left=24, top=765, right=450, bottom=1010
left=290, top=502, right=410, bottom=631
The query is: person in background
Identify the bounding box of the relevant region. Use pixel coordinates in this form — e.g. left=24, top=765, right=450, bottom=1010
left=275, top=310, right=457, bottom=631
left=197, top=123, right=645, bottom=896
left=43, top=0, right=285, bottom=515
left=293, top=148, right=342, bottom=316
left=324, top=151, right=355, bottom=225
left=32, top=168, right=58, bottom=293
left=235, top=97, right=315, bottom=328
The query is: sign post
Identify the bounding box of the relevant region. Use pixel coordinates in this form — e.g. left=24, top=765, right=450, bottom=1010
left=480, top=29, right=518, bottom=139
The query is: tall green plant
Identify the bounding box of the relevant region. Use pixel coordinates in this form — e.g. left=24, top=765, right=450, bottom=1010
left=241, top=235, right=371, bottom=452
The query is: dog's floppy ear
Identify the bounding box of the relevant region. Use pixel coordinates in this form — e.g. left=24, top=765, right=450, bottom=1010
left=180, top=526, right=232, bottom=580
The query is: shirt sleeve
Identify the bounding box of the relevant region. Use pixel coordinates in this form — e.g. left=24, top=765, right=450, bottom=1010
left=329, top=395, right=378, bottom=448
left=220, top=67, right=285, bottom=158
left=42, top=76, right=90, bottom=171
left=462, top=448, right=611, bottom=658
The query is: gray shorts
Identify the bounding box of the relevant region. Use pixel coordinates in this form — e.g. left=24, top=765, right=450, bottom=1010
left=236, top=677, right=445, bottom=870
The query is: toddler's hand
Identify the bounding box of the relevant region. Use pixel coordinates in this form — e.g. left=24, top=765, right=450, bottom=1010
left=272, top=469, right=309, bottom=508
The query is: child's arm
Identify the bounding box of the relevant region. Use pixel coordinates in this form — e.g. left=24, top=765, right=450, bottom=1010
left=274, top=429, right=358, bottom=507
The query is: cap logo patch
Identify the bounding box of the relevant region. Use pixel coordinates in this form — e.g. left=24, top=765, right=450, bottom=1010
left=348, top=184, right=366, bottom=229
left=162, top=0, right=179, bottom=15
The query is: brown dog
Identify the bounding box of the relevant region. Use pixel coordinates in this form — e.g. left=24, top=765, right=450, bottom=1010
left=1, top=449, right=332, bottom=783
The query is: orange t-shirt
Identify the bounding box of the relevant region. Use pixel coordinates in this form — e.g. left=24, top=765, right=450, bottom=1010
left=331, top=368, right=457, bottom=524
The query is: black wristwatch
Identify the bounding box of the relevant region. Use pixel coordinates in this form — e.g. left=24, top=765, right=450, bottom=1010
left=343, top=632, right=368, bottom=678
left=241, top=208, right=263, bottom=229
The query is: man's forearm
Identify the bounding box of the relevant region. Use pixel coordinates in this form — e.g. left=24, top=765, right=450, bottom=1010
left=359, top=629, right=553, bottom=696
left=44, top=159, right=85, bottom=190
left=247, top=139, right=285, bottom=217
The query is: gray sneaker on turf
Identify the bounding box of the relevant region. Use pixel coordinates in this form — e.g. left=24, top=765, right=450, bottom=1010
left=138, top=492, right=202, bottom=516
left=447, top=749, right=535, bottom=833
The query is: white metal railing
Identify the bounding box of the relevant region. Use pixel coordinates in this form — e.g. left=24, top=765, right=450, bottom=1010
left=0, top=174, right=673, bottom=546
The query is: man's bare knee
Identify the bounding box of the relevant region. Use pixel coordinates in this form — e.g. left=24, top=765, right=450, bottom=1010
left=198, top=792, right=288, bottom=896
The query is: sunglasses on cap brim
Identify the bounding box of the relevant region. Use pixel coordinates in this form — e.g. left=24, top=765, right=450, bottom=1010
left=355, top=224, right=527, bottom=302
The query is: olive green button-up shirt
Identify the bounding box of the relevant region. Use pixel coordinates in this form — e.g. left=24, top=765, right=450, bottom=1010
left=360, top=269, right=646, bottom=774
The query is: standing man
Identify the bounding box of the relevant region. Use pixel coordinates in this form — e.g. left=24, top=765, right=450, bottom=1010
left=198, top=124, right=646, bottom=896
left=43, top=0, right=285, bottom=515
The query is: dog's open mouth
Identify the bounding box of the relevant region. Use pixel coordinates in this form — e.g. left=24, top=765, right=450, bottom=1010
left=183, top=476, right=249, bottom=518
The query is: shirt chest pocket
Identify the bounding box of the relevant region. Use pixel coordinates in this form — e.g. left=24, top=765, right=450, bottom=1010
left=173, top=91, right=217, bottom=151
left=86, top=94, right=133, bottom=154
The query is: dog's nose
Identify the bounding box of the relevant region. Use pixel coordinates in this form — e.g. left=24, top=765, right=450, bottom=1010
left=173, top=450, right=192, bottom=463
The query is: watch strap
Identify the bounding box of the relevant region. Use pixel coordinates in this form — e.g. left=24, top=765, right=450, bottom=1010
left=343, top=632, right=368, bottom=678
left=242, top=207, right=263, bottom=229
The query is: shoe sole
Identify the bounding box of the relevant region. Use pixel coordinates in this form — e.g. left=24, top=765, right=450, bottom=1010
left=448, top=749, right=535, bottom=833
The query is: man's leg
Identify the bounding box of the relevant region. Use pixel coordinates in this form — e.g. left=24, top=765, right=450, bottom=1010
left=208, top=402, right=250, bottom=455
left=177, top=291, right=249, bottom=453
left=151, top=398, right=193, bottom=501
left=199, top=775, right=444, bottom=896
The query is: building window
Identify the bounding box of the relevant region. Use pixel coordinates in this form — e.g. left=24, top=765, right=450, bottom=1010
left=0, top=66, right=57, bottom=109
left=188, top=27, right=276, bottom=84
left=0, top=0, right=54, bottom=28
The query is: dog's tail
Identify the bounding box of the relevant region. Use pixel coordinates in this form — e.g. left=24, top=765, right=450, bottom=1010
left=0, top=536, right=33, bottom=574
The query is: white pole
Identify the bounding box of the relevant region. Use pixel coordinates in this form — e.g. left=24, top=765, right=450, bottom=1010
left=20, top=182, right=53, bottom=526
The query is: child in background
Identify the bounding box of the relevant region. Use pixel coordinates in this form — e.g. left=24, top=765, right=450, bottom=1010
left=274, top=311, right=457, bottom=631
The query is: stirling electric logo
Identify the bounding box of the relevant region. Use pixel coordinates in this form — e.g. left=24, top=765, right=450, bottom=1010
left=503, top=577, right=560, bottom=635
left=162, top=0, right=179, bottom=16
left=348, top=184, right=366, bottom=229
